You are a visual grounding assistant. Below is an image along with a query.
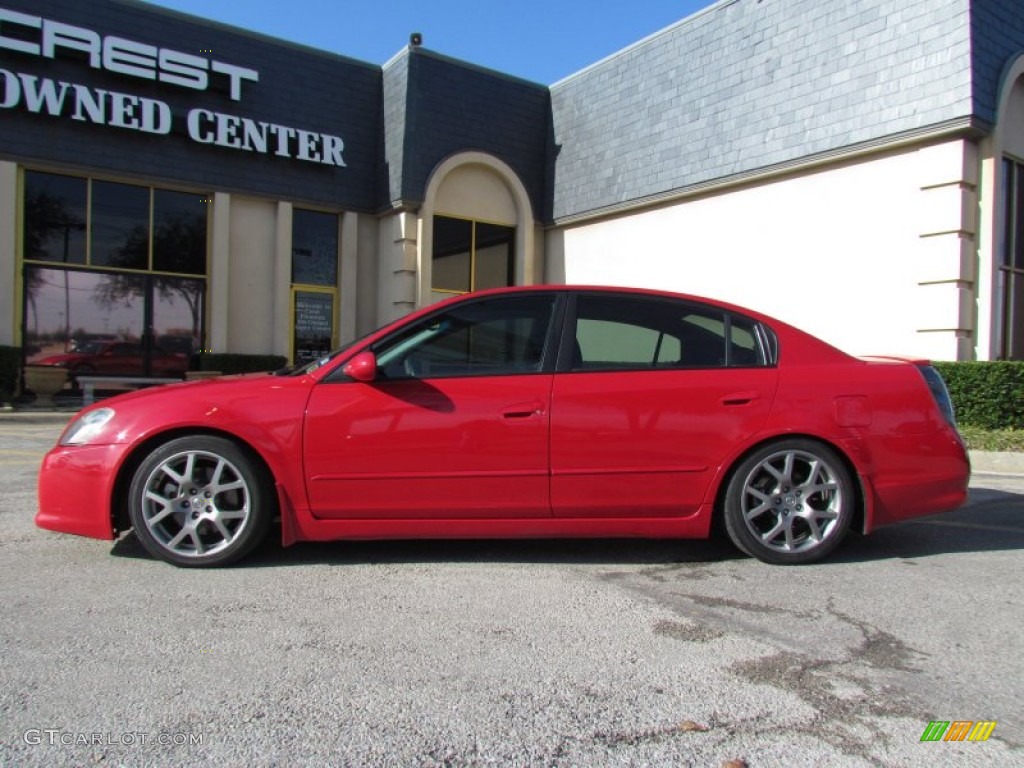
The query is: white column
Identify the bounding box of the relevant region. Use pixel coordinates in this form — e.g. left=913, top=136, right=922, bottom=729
left=273, top=202, right=293, bottom=358
left=339, top=211, right=359, bottom=343
left=209, top=192, right=231, bottom=353
left=377, top=210, right=417, bottom=324
left=914, top=140, right=978, bottom=361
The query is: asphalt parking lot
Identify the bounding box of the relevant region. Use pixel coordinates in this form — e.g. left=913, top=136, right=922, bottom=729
left=0, top=414, right=1021, bottom=767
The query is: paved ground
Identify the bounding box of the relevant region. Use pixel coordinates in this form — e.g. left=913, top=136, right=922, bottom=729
left=0, top=414, right=1021, bottom=767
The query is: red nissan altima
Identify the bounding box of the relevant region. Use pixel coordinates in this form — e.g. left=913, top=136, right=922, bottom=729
left=36, top=286, right=969, bottom=567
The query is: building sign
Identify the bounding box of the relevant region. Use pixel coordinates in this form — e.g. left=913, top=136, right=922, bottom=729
left=0, top=7, right=346, bottom=166
left=293, top=291, right=334, bottom=364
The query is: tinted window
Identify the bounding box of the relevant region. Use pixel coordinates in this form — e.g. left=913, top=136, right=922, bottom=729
left=91, top=180, right=150, bottom=269
left=375, top=295, right=555, bottom=379
left=23, top=171, right=87, bottom=264
left=432, top=216, right=473, bottom=293
left=292, top=209, right=338, bottom=286
left=571, top=295, right=766, bottom=370
left=431, top=216, right=514, bottom=301
left=152, top=190, right=208, bottom=275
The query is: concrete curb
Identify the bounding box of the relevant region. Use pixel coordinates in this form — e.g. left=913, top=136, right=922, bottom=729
left=969, top=450, right=1024, bottom=476
left=4, top=407, right=1021, bottom=476
left=0, top=409, right=77, bottom=424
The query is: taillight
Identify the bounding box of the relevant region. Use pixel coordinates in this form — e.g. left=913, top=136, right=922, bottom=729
left=918, top=364, right=956, bottom=427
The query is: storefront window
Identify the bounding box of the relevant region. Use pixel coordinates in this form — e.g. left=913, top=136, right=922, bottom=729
left=432, top=216, right=514, bottom=300
left=23, top=172, right=87, bottom=264
left=23, top=268, right=198, bottom=376
left=153, top=189, right=208, bottom=275
left=292, top=209, right=338, bottom=286
left=21, top=171, right=208, bottom=376
left=291, top=209, right=339, bottom=364
left=90, top=180, right=150, bottom=270
left=1001, top=158, right=1024, bottom=360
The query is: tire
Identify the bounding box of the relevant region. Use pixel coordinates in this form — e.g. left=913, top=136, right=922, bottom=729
left=723, top=439, right=854, bottom=565
left=128, top=436, right=274, bottom=567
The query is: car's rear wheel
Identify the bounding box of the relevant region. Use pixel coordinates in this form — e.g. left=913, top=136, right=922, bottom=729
left=723, top=439, right=854, bottom=564
left=128, top=436, right=274, bottom=567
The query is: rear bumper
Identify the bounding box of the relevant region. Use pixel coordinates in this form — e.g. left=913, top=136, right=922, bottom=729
left=36, top=444, right=128, bottom=540
left=860, top=428, right=970, bottom=531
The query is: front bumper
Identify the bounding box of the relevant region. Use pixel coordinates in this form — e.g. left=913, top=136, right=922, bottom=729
left=36, top=443, right=131, bottom=540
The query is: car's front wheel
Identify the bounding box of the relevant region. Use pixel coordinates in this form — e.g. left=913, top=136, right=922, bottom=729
left=128, top=436, right=274, bottom=567
left=723, top=439, right=854, bottom=564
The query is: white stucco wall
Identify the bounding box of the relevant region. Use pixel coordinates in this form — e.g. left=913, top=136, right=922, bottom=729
left=555, top=142, right=976, bottom=359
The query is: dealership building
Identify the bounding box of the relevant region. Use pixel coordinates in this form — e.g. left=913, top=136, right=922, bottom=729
left=1, top=0, right=1023, bottom=372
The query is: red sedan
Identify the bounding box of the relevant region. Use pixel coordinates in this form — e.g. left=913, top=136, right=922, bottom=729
left=36, top=286, right=969, bottom=567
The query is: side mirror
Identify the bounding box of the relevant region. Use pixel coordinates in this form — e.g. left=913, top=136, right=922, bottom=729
left=342, top=350, right=377, bottom=382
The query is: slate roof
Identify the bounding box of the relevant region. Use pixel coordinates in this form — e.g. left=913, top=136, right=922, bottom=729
left=548, top=0, right=993, bottom=222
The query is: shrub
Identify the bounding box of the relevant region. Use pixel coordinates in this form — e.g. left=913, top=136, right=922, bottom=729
left=933, top=361, right=1024, bottom=430
left=0, top=346, right=20, bottom=403
left=195, top=353, right=288, bottom=375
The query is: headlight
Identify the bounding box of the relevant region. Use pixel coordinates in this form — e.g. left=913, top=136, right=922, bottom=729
left=60, top=408, right=116, bottom=446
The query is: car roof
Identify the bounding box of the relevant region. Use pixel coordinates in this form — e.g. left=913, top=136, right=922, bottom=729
left=354, top=285, right=855, bottom=368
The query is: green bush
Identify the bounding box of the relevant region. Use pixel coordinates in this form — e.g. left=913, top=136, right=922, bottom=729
left=195, top=353, right=288, bottom=375
left=0, top=346, right=20, bottom=403
left=933, top=361, right=1024, bottom=430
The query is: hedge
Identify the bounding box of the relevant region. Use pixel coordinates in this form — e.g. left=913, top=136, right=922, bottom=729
left=0, top=346, right=19, bottom=403
left=933, top=361, right=1024, bottom=430
left=195, top=353, right=288, bottom=375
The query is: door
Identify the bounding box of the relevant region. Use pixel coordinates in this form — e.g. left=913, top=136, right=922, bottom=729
left=303, top=293, right=560, bottom=519
left=550, top=293, right=779, bottom=517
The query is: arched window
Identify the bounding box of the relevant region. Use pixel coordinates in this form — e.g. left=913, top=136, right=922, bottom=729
left=431, top=215, right=514, bottom=301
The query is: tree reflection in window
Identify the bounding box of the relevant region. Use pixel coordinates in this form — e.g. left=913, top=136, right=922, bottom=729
left=21, top=171, right=209, bottom=371
left=91, top=180, right=149, bottom=270
left=23, top=171, right=86, bottom=264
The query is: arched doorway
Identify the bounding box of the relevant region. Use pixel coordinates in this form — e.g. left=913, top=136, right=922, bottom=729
left=994, top=57, right=1024, bottom=359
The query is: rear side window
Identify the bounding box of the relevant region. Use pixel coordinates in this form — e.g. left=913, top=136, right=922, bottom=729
left=570, top=295, right=768, bottom=371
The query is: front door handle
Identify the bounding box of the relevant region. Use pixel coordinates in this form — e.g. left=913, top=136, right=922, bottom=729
left=501, top=402, right=544, bottom=419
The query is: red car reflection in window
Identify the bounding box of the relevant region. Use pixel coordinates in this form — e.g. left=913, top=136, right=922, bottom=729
left=34, top=340, right=188, bottom=376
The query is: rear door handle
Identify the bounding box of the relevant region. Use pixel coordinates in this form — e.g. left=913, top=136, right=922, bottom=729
left=720, top=391, right=760, bottom=406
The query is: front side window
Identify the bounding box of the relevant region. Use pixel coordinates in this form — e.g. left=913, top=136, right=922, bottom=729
left=571, top=295, right=767, bottom=371
left=374, top=295, right=555, bottom=379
